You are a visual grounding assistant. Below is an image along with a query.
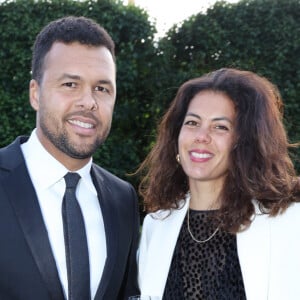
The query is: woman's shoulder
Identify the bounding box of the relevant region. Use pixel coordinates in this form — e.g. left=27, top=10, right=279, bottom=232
left=251, top=202, right=300, bottom=233
left=272, top=202, right=300, bottom=225
left=141, top=199, right=188, bottom=235
left=144, top=199, right=187, bottom=223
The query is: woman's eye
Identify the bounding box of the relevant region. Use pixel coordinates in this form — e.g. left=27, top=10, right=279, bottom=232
left=184, top=120, right=198, bottom=126
left=215, top=125, right=229, bottom=131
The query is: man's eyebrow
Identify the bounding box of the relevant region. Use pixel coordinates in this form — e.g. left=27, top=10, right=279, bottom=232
left=57, top=74, right=115, bottom=89
left=96, top=79, right=114, bottom=87
left=58, top=73, right=81, bottom=81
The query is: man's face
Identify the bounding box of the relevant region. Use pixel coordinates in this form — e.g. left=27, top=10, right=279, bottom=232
left=30, top=42, right=116, bottom=170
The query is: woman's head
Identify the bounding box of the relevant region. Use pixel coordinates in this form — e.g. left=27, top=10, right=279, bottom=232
left=139, top=68, right=298, bottom=231
left=177, top=90, right=236, bottom=194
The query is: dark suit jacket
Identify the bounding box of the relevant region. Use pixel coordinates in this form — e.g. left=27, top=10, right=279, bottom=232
left=0, top=136, right=140, bottom=300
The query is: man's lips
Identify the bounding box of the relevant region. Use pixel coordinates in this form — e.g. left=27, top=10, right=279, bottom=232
left=68, top=119, right=94, bottom=129
left=66, top=112, right=98, bottom=130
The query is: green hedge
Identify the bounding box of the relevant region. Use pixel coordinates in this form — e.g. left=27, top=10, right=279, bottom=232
left=157, top=0, right=300, bottom=171
left=0, top=0, right=158, bottom=187
left=0, top=0, right=299, bottom=186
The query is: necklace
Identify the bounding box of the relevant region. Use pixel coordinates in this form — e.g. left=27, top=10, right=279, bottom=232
left=187, top=208, right=219, bottom=243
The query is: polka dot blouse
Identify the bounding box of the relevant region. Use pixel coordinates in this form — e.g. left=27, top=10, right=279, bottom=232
left=163, top=209, right=246, bottom=300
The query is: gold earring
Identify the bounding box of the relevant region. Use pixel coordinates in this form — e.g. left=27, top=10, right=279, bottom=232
left=176, top=154, right=180, bottom=163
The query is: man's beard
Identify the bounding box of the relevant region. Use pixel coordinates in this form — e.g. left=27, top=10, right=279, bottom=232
left=39, top=114, right=107, bottom=159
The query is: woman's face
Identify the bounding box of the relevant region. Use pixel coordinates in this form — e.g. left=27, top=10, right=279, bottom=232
left=178, top=90, right=236, bottom=187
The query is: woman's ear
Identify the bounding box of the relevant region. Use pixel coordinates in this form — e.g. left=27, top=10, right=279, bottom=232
left=29, top=79, right=40, bottom=111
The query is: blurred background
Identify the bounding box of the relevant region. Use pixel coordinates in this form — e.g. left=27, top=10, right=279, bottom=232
left=0, top=0, right=299, bottom=214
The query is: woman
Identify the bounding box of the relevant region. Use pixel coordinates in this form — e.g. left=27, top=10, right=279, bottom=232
left=137, top=68, right=300, bottom=300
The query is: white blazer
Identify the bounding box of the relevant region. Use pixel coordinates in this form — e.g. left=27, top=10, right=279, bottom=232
left=138, top=195, right=300, bottom=300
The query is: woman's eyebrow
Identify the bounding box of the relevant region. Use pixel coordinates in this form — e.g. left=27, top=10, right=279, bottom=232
left=185, top=112, right=233, bottom=124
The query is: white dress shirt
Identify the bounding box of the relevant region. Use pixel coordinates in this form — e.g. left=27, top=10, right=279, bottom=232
left=21, top=129, right=106, bottom=299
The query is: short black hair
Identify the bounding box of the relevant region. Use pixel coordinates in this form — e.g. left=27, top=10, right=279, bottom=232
left=31, top=16, right=115, bottom=83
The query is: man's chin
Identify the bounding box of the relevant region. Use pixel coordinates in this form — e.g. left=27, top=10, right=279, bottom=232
left=65, top=142, right=101, bottom=159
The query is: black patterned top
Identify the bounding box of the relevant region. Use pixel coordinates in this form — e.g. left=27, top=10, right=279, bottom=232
left=163, top=209, right=247, bottom=300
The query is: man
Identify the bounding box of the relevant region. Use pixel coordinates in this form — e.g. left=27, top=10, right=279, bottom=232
left=0, top=16, right=140, bottom=300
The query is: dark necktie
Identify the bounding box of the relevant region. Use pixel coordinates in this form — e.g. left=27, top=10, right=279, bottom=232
left=62, top=172, right=90, bottom=300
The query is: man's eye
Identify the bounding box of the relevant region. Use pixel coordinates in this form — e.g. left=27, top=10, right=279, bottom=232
left=63, top=82, right=76, bottom=88
left=95, top=86, right=109, bottom=93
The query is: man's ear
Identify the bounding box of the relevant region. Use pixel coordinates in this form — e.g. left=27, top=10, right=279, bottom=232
left=29, top=79, right=40, bottom=111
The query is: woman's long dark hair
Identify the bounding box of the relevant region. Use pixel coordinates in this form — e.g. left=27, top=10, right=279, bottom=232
left=138, top=68, right=300, bottom=233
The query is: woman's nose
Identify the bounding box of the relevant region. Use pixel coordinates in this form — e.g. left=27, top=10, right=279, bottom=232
left=194, top=126, right=211, bottom=143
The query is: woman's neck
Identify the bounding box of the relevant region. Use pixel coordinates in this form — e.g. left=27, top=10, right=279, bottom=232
left=189, top=179, right=223, bottom=210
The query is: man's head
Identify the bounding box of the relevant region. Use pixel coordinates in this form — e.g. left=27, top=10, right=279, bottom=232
left=31, top=16, right=115, bottom=84
left=29, top=17, right=117, bottom=170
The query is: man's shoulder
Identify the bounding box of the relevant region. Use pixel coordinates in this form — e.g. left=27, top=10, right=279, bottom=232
left=0, top=136, right=27, bottom=169
left=0, top=136, right=28, bottom=152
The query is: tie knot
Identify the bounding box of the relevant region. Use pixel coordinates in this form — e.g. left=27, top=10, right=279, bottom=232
left=64, top=172, right=81, bottom=189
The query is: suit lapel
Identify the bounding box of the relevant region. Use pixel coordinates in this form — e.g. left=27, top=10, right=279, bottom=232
left=1, top=138, right=64, bottom=300
left=91, top=166, right=118, bottom=300
left=237, top=212, right=271, bottom=300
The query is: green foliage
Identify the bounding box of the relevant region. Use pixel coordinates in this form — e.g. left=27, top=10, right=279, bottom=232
left=0, top=0, right=157, bottom=187
left=158, top=0, right=300, bottom=171
left=0, top=0, right=299, bottom=186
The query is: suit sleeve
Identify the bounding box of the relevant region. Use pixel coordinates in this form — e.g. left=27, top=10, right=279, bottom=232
left=119, top=184, right=141, bottom=299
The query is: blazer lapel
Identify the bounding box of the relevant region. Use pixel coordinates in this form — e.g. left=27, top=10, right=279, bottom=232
left=237, top=212, right=271, bottom=300
left=1, top=138, right=64, bottom=300
left=91, top=167, right=118, bottom=300
left=139, top=198, right=190, bottom=297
